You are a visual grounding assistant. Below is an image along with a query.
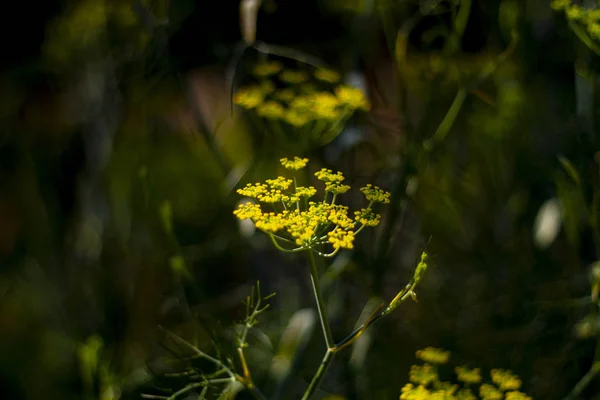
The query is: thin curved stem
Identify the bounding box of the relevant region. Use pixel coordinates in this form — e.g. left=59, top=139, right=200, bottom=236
left=306, top=250, right=334, bottom=349
left=301, top=349, right=335, bottom=400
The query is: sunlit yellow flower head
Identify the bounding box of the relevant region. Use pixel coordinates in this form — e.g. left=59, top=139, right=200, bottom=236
left=233, top=158, right=390, bottom=255
left=416, top=347, right=450, bottom=365
left=336, top=85, right=370, bottom=111
left=409, top=363, right=438, bottom=385
left=400, top=383, right=431, bottom=400
left=361, top=184, right=392, bottom=204
left=505, top=391, right=532, bottom=400
left=280, top=157, right=309, bottom=170
left=257, top=101, right=286, bottom=119
left=479, top=384, right=503, bottom=400
left=233, top=85, right=264, bottom=109
left=455, top=367, right=481, bottom=385
left=490, top=369, right=521, bottom=391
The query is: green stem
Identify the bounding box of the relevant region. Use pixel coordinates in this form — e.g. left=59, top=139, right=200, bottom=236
left=563, top=362, right=600, bottom=400
left=301, top=349, right=335, bottom=400
left=306, top=250, right=334, bottom=349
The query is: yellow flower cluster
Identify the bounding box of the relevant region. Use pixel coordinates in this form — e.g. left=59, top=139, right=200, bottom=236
left=233, top=158, right=390, bottom=254
left=552, top=0, right=600, bottom=39
left=416, top=347, right=451, bottom=364
left=400, top=348, right=532, bottom=400
left=232, top=60, right=370, bottom=131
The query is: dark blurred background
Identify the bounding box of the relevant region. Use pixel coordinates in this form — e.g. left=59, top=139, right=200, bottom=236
left=0, top=0, right=599, bottom=399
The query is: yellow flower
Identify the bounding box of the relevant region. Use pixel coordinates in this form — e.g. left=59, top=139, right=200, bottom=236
left=284, top=109, right=312, bottom=127
left=455, top=367, right=481, bottom=385
left=479, top=384, right=503, bottom=400
left=233, top=202, right=262, bottom=220
left=266, top=177, right=293, bottom=191
left=490, top=369, right=522, bottom=391
left=354, top=208, right=381, bottom=227
left=237, top=183, right=268, bottom=198
left=280, top=69, right=308, bottom=84
left=280, top=157, right=309, bottom=170
left=361, top=184, right=391, bottom=204
left=257, top=100, right=285, bottom=119
left=315, top=168, right=345, bottom=183
left=328, top=228, right=355, bottom=249
left=310, top=92, right=341, bottom=120
left=409, top=363, right=438, bottom=385
left=255, top=212, right=288, bottom=233
left=252, top=60, right=283, bottom=77
left=416, top=348, right=450, bottom=365
left=505, top=391, right=532, bottom=400
left=325, top=182, right=351, bottom=194
left=314, top=68, right=341, bottom=83
left=335, top=85, right=370, bottom=111
left=400, top=383, right=431, bottom=400
left=233, top=85, right=264, bottom=109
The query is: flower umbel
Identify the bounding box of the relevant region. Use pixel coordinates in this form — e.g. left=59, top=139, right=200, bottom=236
left=233, top=158, right=390, bottom=256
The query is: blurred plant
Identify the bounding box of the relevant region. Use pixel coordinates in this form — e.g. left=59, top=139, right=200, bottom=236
left=399, top=347, right=532, bottom=400
left=143, top=283, right=274, bottom=400
left=233, top=62, right=370, bottom=154
left=552, top=0, right=600, bottom=55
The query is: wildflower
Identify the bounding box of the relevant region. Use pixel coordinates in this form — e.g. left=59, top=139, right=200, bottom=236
left=416, top=348, right=450, bottom=365
left=361, top=184, right=391, bottom=204
left=233, top=202, right=262, bottom=220
left=266, top=177, right=293, bottom=191
left=280, top=69, right=308, bottom=84
left=490, top=369, right=521, bottom=391
left=310, top=92, right=341, bottom=120
left=314, top=68, right=341, bottom=83
left=505, top=391, right=532, bottom=400
left=355, top=208, right=381, bottom=227
left=237, top=183, right=268, bottom=198
left=335, top=85, right=370, bottom=111
left=566, top=5, right=584, bottom=20
left=550, top=0, right=571, bottom=11
left=479, top=384, right=503, bottom=400
left=455, top=367, right=481, bottom=385
left=409, top=363, right=438, bottom=385
left=290, top=186, right=317, bottom=201
left=257, top=100, right=285, bottom=119
left=315, top=168, right=345, bottom=183
left=252, top=60, right=283, bottom=77
left=325, top=181, right=351, bottom=195
left=400, top=383, right=431, bottom=400
left=284, top=109, right=312, bottom=127
left=280, top=157, right=309, bottom=170
left=233, top=85, right=264, bottom=109
left=328, top=227, right=355, bottom=249
left=327, top=205, right=354, bottom=229
left=255, top=212, right=287, bottom=233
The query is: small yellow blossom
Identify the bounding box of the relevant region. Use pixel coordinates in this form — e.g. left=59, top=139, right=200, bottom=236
left=311, top=92, right=341, bottom=120
left=455, top=367, right=481, bottom=385
left=255, top=212, right=288, bottom=233
left=355, top=208, right=381, bottom=227
left=455, top=389, right=477, bottom=400
left=361, top=184, right=391, bottom=204
left=335, top=85, right=370, bottom=111
left=280, top=69, right=308, bottom=84
left=237, top=183, right=268, bottom=198
left=409, top=363, right=438, bottom=385
left=233, top=85, right=264, bottom=109
left=505, top=391, right=532, bottom=400
left=315, top=168, right=345, bottom=183
left=328, top=228, right=355, bottom=249
left=290, top=186, right=317, bottom=201
left=266, top=177, right=293, bottom=191
left=257, top=100, right=286, bottom=119
left=490, top=369, right=521, bottom=391
left=400, top=383, right=431, bottom=400
left=479, top=384, right=503, bottom=400
left=327, top=205, right=354, bottom=229
left=285, top=109, right=312, bottom=127
left=416, top=348, right=450, bottom=365
left=233, top=202, right=262, bottom=220
left=566, top=5, right=584, bottom=20
left=315, top=68, right=341, bottom=83
left=325, top=181, right=351, bottom=194
left=252, top=60, right=283, bottom=77
left=280, top=157, right=309, bottom=170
